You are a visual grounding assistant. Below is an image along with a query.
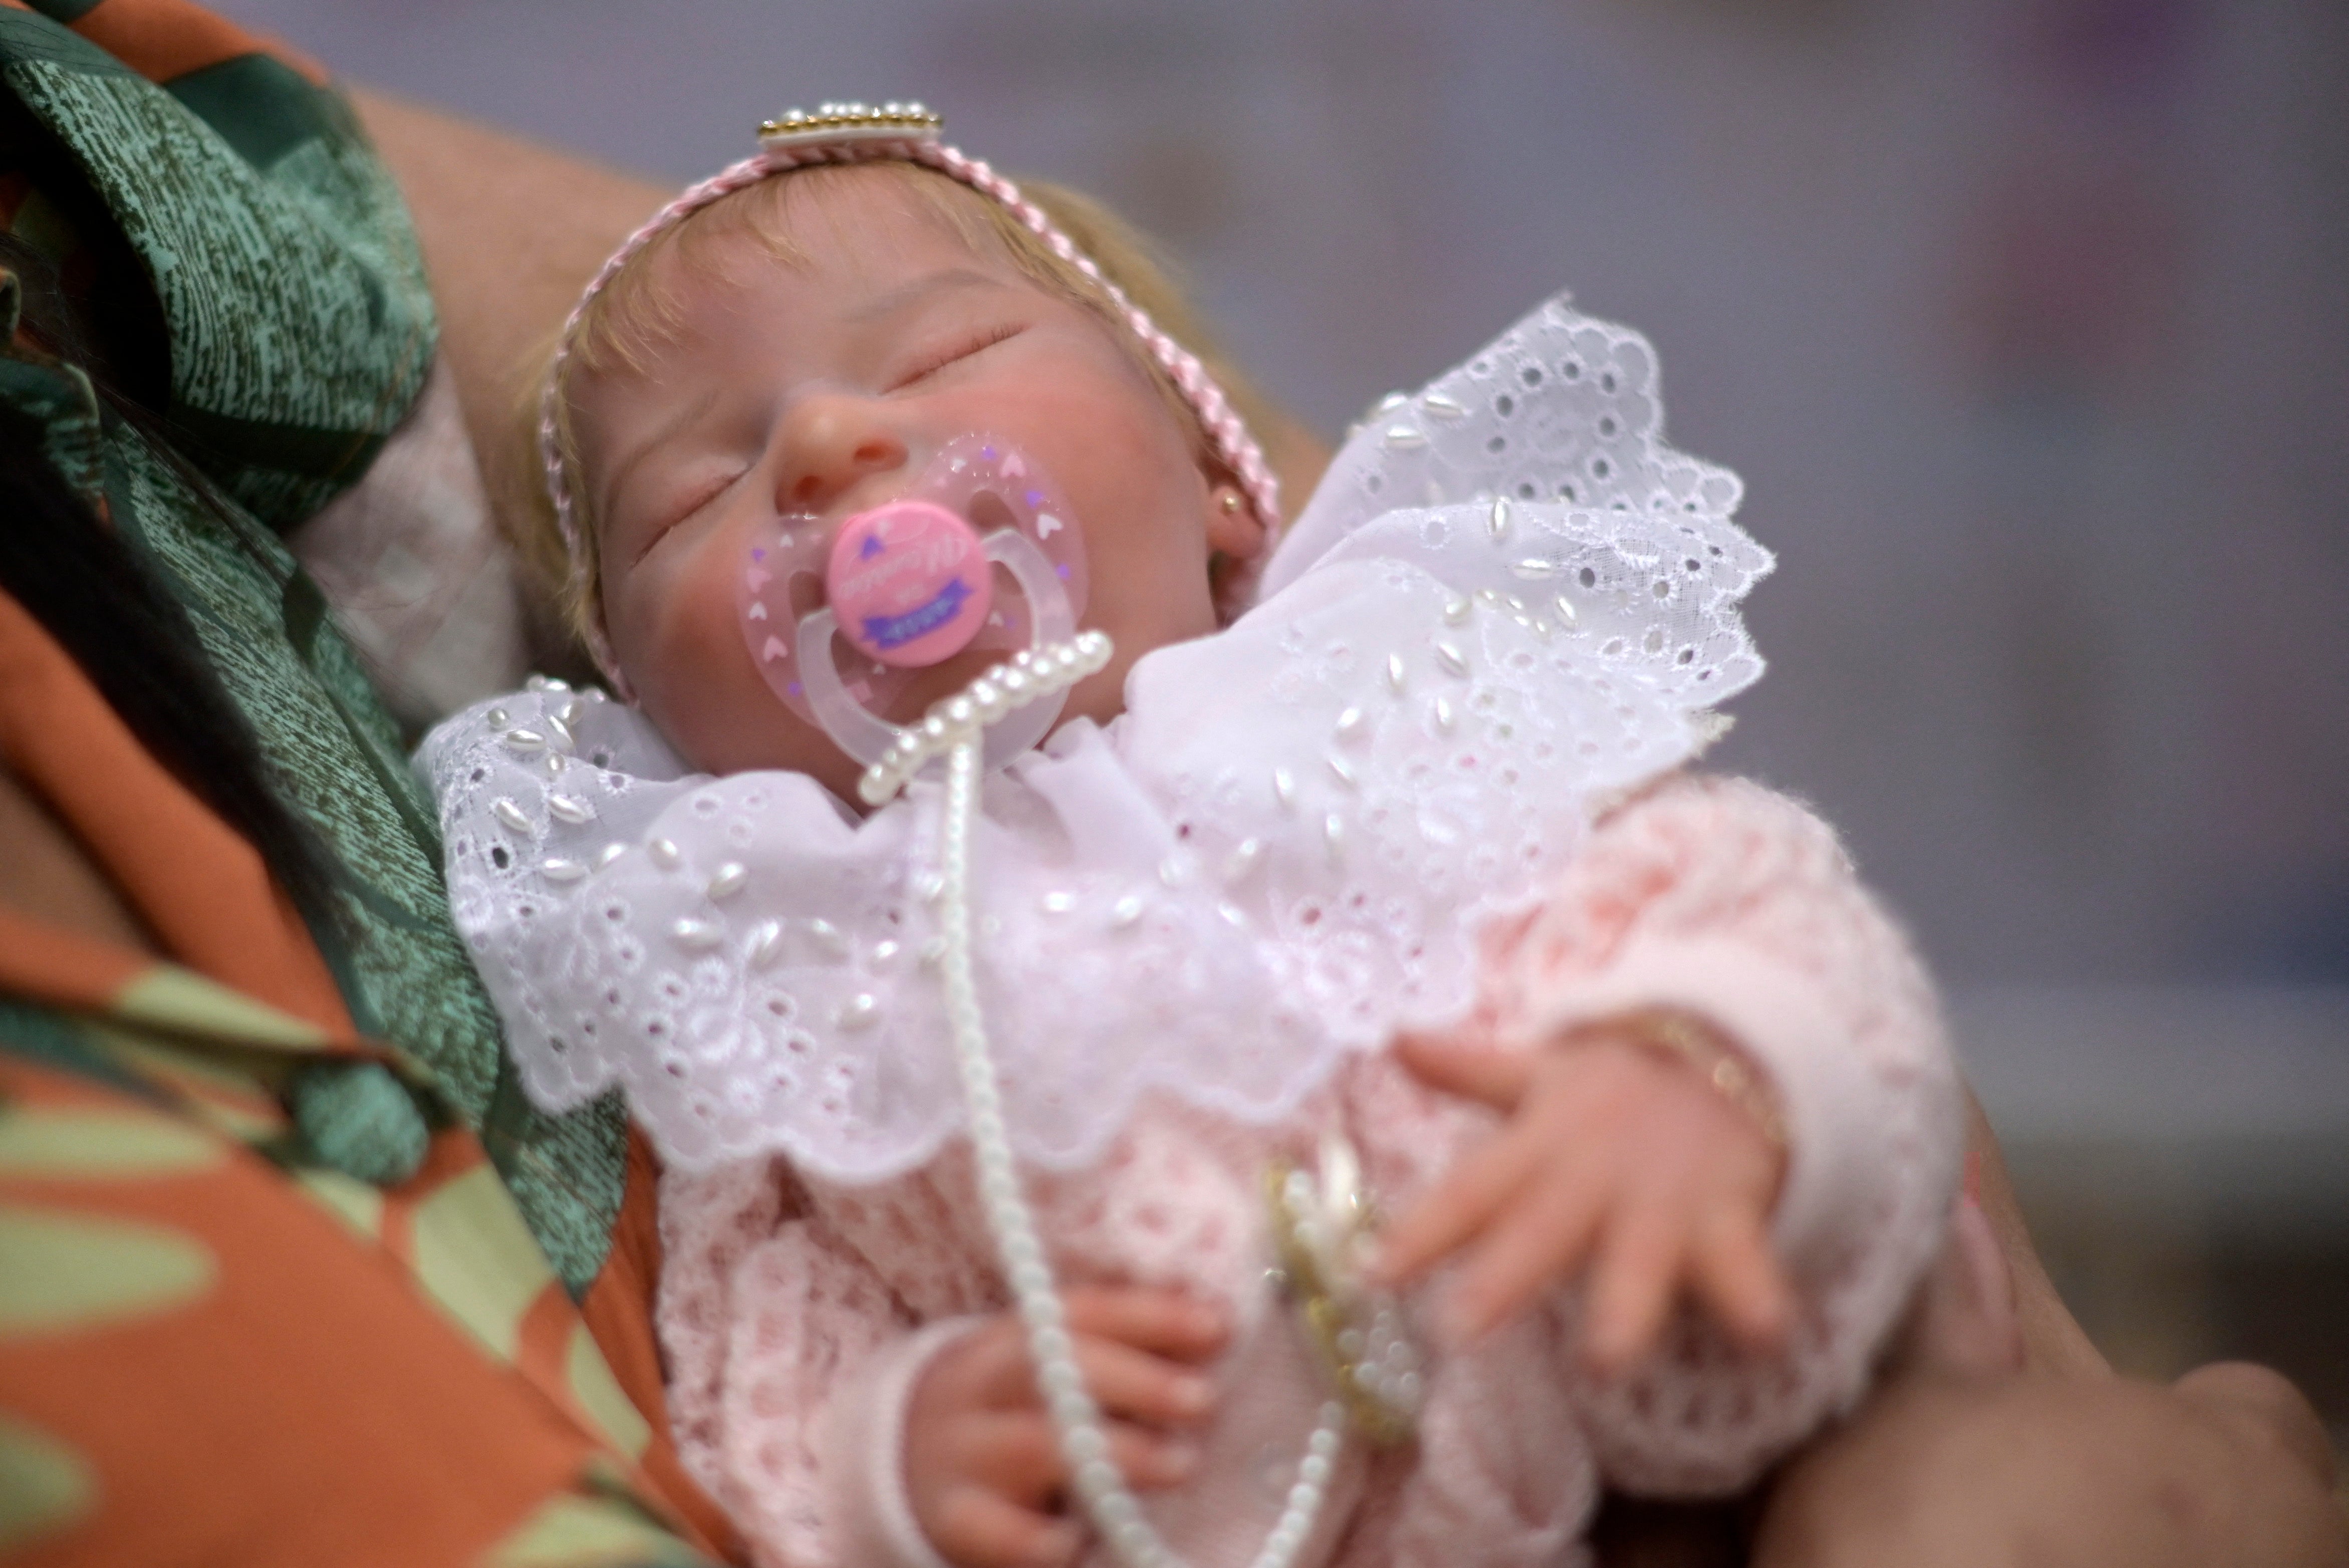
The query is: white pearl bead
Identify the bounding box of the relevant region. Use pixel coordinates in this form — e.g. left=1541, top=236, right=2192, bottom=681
left=1063, top=1421, right=1106, bottom=1463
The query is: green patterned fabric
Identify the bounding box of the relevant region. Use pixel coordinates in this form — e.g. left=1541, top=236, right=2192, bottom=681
left=0, top=964, right=718, bottom=1567
left=0, top=9, right=625, bottom=1293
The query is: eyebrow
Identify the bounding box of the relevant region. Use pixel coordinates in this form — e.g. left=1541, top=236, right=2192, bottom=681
left=597, top=382, right=719, bottom=529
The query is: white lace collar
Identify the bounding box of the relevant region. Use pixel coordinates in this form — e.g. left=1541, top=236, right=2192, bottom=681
left=422, top=293, right=1771, bottom=1179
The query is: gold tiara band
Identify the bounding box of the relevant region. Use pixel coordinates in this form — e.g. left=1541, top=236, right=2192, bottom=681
left=758, top=101, right=943, bottom=148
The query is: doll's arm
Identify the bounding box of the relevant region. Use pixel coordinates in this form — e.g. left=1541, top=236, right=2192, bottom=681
left=1478, top=771, right=1964, bottom=1494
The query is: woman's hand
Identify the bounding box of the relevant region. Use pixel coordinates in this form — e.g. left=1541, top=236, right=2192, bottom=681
left=905, top=1285, right=1229, bottom=1568
left=1370, top=1021, right=1791, bottom=1374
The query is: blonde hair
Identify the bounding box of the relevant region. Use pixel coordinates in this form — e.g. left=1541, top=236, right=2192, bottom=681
left=514, top=161, right=1292, bottom=653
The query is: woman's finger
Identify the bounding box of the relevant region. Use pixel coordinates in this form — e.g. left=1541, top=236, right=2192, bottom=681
left=1391, top=1031, right=1535, bottom=1110
left=1581, top=1199, right=1688, bottom=1377
left=923, top=1483, right=1084, bottom=1568
left=1369, top=1119, right=1549, bottom=1286
left=1438, top=1160, right=1610, bottom=1343
left=1689, top=1203, right=1792, bottom=1355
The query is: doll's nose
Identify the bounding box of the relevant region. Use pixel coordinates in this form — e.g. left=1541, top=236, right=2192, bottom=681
left=775, top=396, right=908, bottom=513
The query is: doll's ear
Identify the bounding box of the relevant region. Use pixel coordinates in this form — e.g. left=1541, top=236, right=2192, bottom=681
left=1205, top=482, right=1269, bottom=622
left=1204, top=482, right=1266, bottom=565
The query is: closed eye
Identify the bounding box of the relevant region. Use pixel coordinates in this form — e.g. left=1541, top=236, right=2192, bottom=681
left=631, top=471, right=741, bottom=564
left=889, top=323, right=1021, bottom=390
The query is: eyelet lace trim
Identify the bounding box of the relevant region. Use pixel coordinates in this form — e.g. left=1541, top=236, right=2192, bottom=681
left=422, top=293, right=1772, bottom=1179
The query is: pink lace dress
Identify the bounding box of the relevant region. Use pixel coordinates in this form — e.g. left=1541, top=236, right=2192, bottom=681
left=651, top=773, right=1958, bottom=1568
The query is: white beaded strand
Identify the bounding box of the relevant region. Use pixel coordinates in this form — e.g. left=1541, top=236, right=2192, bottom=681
left=857, top=632, right=1114, bottom=806
left=875, top=633, right=1348, bottom=1568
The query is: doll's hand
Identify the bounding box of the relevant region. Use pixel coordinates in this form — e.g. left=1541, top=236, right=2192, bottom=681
left=904, top=1285, right=1228, bottom=1568
left=1370, top=1019, right=1791, bottom=1375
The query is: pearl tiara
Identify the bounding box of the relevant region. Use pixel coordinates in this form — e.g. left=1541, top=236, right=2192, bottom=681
left=757, top=100, right=943, bottom=146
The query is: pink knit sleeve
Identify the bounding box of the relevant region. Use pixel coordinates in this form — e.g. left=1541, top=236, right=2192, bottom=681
left=658, top=1161, right=965, bottom=1568
left=1478, top=772, right=1963, bottom=1495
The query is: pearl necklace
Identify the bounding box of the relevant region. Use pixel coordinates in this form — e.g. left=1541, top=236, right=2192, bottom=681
left=870, top=631, right=1349, bottom=1568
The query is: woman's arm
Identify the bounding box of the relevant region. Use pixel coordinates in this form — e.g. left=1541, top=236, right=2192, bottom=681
left=1957, top=1088, right=2107, bottom=1376
left=348, top=89, right=668, bottom=537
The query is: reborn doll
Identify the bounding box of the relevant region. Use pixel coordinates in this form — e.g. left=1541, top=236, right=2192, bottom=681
left=425, top=103, right=1960, bottom=1568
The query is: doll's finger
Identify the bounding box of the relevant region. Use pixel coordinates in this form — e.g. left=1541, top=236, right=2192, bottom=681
left=1061, top=1285, right=1231, bottom=1363
left=934, top=1319, right=1044, bottom=1410
left=1391, top=1031, right=1534, bottom=1110
left=967, top=1331, right=1214, bottom=1425
left=1368, top=1124, right=1545, bottom=1285
left=959, top=1321, right=1064, bottom=1409
left=1581, top=1205, right=1686, bottom=1377
left=1690, top=1207, right=1792, bottom=1354
left=961, top=1295, right=1224, bottom=1410
left=1071, top=1335, right=1219, bottom=1428
left=1106, top=1418, right=1204, bottom=1490
left=1439, top=1166, right=1608, bottom=1343
left=947, top=1413, right=1069, bottom=1505
left=924, top=1484, right=1083, bottom=1568
left=960, top=1410, right=1201, bottom=1500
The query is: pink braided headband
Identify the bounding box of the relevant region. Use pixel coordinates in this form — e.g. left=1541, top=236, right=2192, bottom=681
left=539, top=101, right=1282, bottom=692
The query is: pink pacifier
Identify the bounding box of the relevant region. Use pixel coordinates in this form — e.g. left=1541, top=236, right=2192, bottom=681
left=738, top=434, right=1089, bottom=773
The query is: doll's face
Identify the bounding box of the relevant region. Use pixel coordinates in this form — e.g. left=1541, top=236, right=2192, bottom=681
left=569, top=168, right=1260, bottom=802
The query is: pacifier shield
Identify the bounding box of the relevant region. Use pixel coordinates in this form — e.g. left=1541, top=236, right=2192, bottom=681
left=827, top=500, right=994, bottom=667
left=739, top=434, right=1089, bottom=768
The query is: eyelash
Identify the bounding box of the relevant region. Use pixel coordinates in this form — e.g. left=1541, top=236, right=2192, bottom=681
left=893, top=323, right=1019, bottom=389
left=635, top=473, right=737, bottom=562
